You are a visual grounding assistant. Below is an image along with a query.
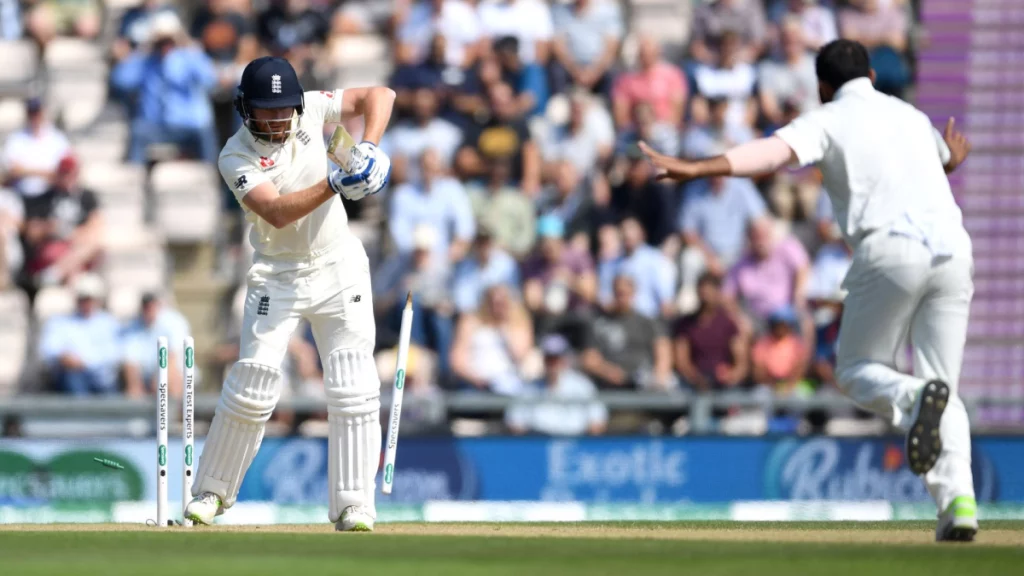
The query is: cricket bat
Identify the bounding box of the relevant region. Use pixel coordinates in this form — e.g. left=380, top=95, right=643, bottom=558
left=327, top=125, right=358, bottom=172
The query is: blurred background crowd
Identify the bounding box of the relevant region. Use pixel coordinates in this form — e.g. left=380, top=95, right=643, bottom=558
left=0, top=0, right=1017, bottom=439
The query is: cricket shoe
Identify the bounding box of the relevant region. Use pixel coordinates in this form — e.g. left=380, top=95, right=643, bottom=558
left=184, top=492, right=223, bottom=526
left=906, top=380, right=949, bottom=475
left=936, top=496, right=978, bottom=542
left=335, top=506, right=374, bottom=532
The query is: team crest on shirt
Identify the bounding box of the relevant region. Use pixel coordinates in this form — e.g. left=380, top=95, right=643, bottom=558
left=296, top=130, right=311, bottom=145
left=320, top=91, right=334, bottom=98
left=259, top=156, right=275, bottom=169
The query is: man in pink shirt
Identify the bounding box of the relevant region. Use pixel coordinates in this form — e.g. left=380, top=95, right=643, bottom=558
left=611, top=37, right=687, bottom=128
left=723, top=217, right=809, bottom=329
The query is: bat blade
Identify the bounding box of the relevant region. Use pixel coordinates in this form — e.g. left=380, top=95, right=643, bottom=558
left=328, top=125, right=358, bottom=172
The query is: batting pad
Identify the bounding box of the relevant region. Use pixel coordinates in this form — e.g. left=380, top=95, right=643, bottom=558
left=324, top=348, right=382, bottom=522
left=194, top=361, right=283, bottom=507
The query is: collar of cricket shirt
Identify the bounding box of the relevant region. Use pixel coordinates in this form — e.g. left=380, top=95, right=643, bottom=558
left=834, top=77, right=875, bottom=99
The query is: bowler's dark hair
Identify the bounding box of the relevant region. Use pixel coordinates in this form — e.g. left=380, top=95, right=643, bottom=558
left=815, top=39, right=871, bottom=91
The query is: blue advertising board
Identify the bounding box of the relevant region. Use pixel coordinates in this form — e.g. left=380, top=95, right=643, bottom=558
left=235, top=436, right=1024, bottom=504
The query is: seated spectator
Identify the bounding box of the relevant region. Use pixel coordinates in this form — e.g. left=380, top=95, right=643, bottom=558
left=675, top=273, right=748, bottom=391
left=582, top=274, right=674, bottom=390
left=770, top=0, right=838, bottom=50
left=681, top=97, right=755, bottom=160
left=506, top=334, right=607, bottom=435
left=758, top=17, right=819, bottom=127
left=333, top=0, right=395, bottom=36
left=391, top=35, right=463, bottom=120
left=609, top=156, right=677, bottom=249
left=375, top=225, right=455, bottom=380
left=111, top=12, right=219, bottom=164
left=39, top=274, right=121, bottom=395
left=190, top=0, right=259, bottom=89
left=521, top=215, right=597, bottom=336
left=456, top=82, right=542, bottom=195
left=478, top=0, right=554, bottom=65
left=679, top=174, right=766, bottom=277
left=451, top=228, right=520, bottom=314
left=809, top=289, right=844, bottom=388
left=550, top=0, right=623, bottom=95
left=450, top=284, right=534, bottom=395
left=389, top=149, right=476, bottom=264
left=838, top=0, right=910, bottom=96
left=25, top=0, right=101, bottom=48
left=692, top=32, right=758, bottom=130
left=120, top=293, right=191, bottom=398
left=542, top=91, right=615, bottom=178
left=538, top=161, right=613, bottom=247
left=257, top=0, right=329, bottom=76
left=493, top=35, right=549, bottom=117
left=2, top=98, right=70, bottom=200
left=115, top=0, right=177, bottom=59
left=689, top=0, right=767, bottom=65
left=615, top=102, right=680, bottom=160
left=0, top=188, right=22, bottom=288
left=724, top=217, right=810, bottom=330
left=612, top=37, right=687, bottom=129
left=21, top=155, right=103, bottom=288
left=395, top=0, right=483, bottom=67
left=597, top=218, right=677, bottom=318
left=465, top=159, right=536, bottom=258
left=381, top=88, right=463, bottom=183
left=751, top=306, right=810, bottom=396
left=448, top=53, right=505, bottom=130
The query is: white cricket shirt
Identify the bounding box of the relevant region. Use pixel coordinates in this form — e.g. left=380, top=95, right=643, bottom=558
left=775, top=78, right=966, bottom=256
left=219, top=90, right=351, bottom=259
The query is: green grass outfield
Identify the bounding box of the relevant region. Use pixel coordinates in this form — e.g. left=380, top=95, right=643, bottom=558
left=1, top=521, right=1022, bottom=576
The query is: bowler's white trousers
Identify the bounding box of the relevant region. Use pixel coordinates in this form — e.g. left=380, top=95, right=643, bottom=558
left=193, top=235, right=382, bottom=522
left=836, top=228, right=975, bottom=512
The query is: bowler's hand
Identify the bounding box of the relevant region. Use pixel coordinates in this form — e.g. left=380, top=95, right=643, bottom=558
left=943, top=117, right=971, bottom=173
left=637, top=141, right=699, bottom=182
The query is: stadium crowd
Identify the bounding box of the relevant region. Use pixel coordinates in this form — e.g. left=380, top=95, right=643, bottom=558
left=0, top=0, right=921, bottom=436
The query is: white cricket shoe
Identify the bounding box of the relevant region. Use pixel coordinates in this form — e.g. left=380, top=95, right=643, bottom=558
left=335, top=506, right=375, bottom=532
left=184, top=492, right=223, bottom=526
left=936, top=496, right=978, bottom=542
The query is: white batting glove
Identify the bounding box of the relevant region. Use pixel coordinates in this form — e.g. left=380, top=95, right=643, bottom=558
left=328, top=143, right=391, bottom=201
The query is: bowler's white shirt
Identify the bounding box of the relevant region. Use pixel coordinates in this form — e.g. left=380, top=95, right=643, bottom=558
left=219, top=90, right=352, bottom=259
left=775, top=78, right=965, bottom=256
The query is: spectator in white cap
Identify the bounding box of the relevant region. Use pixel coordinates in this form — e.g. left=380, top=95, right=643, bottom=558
left=38, top=273, right=122, bottom=395
left=506, top=334, right=607, bottom=436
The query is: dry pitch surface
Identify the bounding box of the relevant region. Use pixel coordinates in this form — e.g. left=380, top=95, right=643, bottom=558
left=1, top=521, right=1022, bottom=576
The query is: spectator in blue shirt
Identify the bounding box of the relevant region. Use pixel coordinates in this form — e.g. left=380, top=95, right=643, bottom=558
left=111, top=11, right=219, bottom=164
left=679, top=175, right=767, bottom=273
left=451, top=228, right=520, bottom=313
left=39, top=274, right=121, bottom=395
left=597, top=217, right=677, bottom=318
left=120, top=293, right=192, bottom=398
left=389, top=148, right=476, bottom=264
left=494, top=35, right=549, bottom=117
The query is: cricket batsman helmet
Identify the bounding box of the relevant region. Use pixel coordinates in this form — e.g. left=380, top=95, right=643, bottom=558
left=234, top=56, right=305, bottom=143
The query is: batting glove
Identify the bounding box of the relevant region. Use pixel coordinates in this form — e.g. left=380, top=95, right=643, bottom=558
left=328, top=144, right=391, bottom=201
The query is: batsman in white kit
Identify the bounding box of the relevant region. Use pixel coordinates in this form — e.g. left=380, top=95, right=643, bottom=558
left=184, top=56, right=394, bottom=531
left=641, top=40, right=978, bottom=542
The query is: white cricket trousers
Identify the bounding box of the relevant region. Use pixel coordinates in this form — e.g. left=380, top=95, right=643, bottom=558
left=836, top=229, right=975, bottom=513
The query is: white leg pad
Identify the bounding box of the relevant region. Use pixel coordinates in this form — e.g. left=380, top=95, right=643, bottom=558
left=193, top=361, right=283, bottom=508
left=325, top=348, right=382, bottom=522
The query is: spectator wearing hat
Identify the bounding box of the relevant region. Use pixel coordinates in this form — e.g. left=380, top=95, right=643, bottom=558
left=2, top=98, right=70, bottom=199
left=21, top=155, right=104, bottom=289
left=506, top=334, right=607, bottom=436
left=751, top=305, right=810, bottom=396
left=597, top=217, right=677, bottom=319
left=521, top=214, right=597, bottom=321
left=375, top=224, right=455, bottom=379
left=674, top=272, right=749, bottom=391
left=120, top=293, right=192, bottom=398
left=582, top=274, right=675, bottom=390
left=111, top=11, right=219, bottom=164
left=39, top=274, right=121, bottom=395
left=465, top=159, right=536, bottom=258
left=389, top=148, right=476, bottom=264
left=451, top=228, right=520, bottom=314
